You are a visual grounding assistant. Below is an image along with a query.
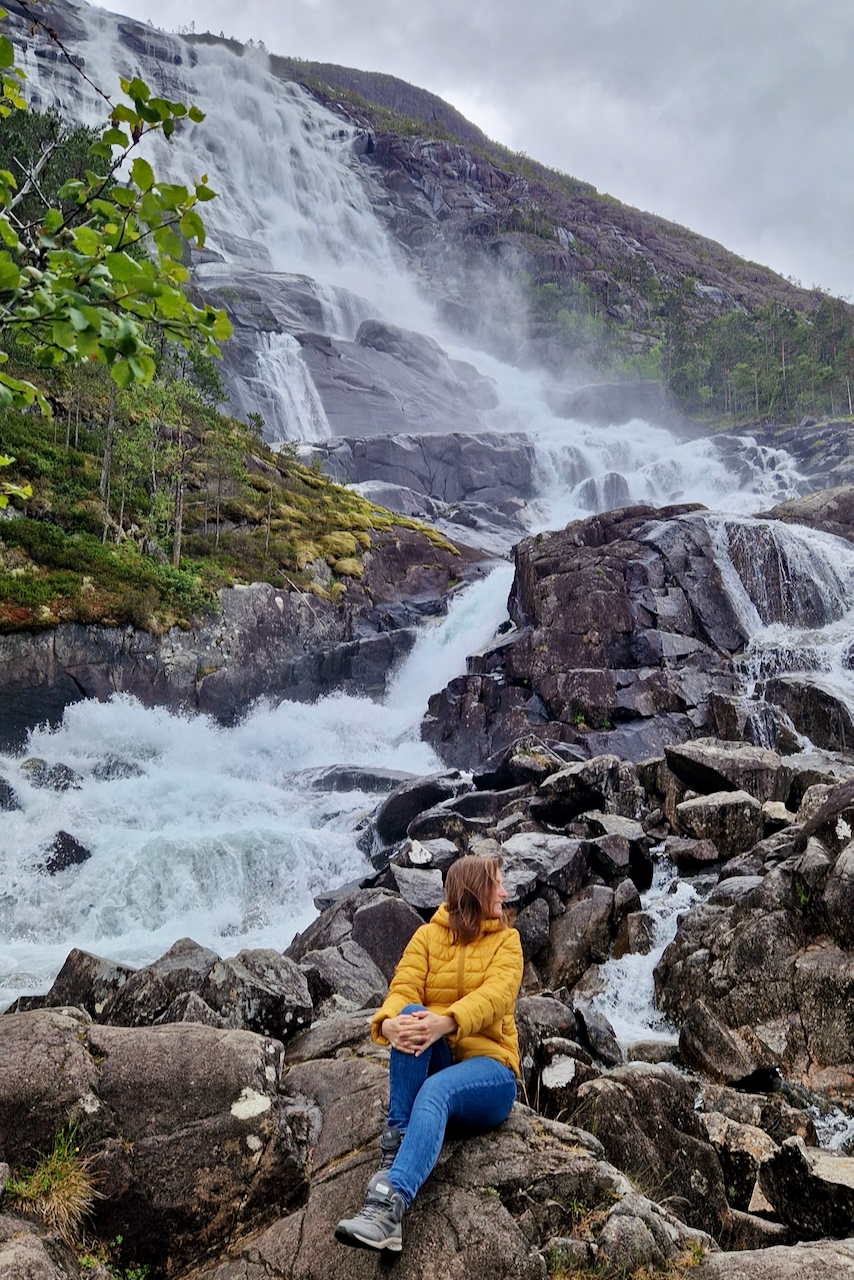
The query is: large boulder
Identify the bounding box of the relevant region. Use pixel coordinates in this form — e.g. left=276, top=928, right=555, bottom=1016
left=665, top=740, right=792, bottom=805
left=101, top=937, right=220, bottom=1027
left=541, top=887, right=614, bottom=990
left=759, top=1137, right=854, bottom=1240
left=0, top=1010, right=312, bottom=1274
left=201, top=950, right=313, bottom=1041
left=676, top=790, right=763, bottom=857
left=696, top=1240, right=854, bottom=1277
left=573, top=1063, right=732, bottom=1243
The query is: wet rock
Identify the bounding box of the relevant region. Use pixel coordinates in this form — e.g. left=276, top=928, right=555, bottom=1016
left=759, top=1136, right=854, bottom=1240
left=21, top=758, right=83, bottom=791
left=699, top=1085, right=819, bottom=1147
left=679, top=1000, right=759, bottom=1084
left=308, top=764, right=417, bottom=793
left=0, top=776, right=21, bottom=810
left=34, top=947, right=132, bottom=1019
left=102, top=938, right=221, bottom=1027
left=298, top=939, right=386, bottom=1009
left=405, top=803, right=484, bottom=845
left=42, top=830, right=92, bottom=875
left=613, top=910, right=655, bottom=959
left=373, top=771, right=470, bottom=844
left=676, top=789, right=763, bottom=857
left=665, top=740, right=791, bottom=805
left=766, top=675, right=854, bottom=754
left=91, top=754, right=146, bottom=780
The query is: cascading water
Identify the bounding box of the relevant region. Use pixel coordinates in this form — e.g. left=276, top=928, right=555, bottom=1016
left=708, top=515, right=854, bottom=720
left=0, top=565, right=514, bottom=1009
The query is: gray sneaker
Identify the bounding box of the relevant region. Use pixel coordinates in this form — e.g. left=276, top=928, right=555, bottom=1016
left=378, top=1123, right=403, bottom=1172
left=334, top=1173, right=406, bottom=1251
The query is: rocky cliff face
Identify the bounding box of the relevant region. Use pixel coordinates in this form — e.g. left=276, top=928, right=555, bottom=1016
left=0, top=526, right=483, bottom=749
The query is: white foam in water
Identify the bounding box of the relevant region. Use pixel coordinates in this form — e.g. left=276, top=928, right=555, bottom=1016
left=0, top=566, right=514, bottom=1008
left=589, top=853, right=701, bottom=1047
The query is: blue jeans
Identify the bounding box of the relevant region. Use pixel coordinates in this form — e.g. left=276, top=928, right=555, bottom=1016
left=385, top=1004, right=517, bottom=1206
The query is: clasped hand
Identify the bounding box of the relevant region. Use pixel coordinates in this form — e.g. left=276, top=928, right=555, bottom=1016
left=382, top=1010, right=456, bottom=1056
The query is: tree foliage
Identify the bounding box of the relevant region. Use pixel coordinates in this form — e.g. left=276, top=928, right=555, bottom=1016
left=0, top=4, right=231, bottom=415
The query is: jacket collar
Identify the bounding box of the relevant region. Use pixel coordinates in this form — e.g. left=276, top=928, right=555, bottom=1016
left=431, top=904, right=504, bottom=933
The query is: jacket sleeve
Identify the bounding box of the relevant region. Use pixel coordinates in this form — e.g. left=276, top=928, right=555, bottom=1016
left=370, top=925, right=431, bottom=1045
left=444, top=928, right=523, bottom=1043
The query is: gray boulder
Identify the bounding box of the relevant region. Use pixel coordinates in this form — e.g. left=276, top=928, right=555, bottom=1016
left=374, top=772, right=470, bottom=844
left=665, top=740, right=791, bottom=805
left=298, top=940, right=387, bottom=1009
left=676, top=789, right=763, bottom=857
left=31, top=947, right=132, bottom=1019
left=202, top=950, right=313, bottom=1041
left=101, top=938, right=220, bottom=1027
left=679, top=1000, right=759, bottom=1085
left=541, top=887, right=614, bottom=990
left=698, top=1111, right=779, bottom=1212
left=823, top=844, right=854, bottom=949
left=696, top=1240, right=854, bottom=1278
left=759, top=1137, right=854, bottom=1240
left=350, top=893, right=423, bottom=980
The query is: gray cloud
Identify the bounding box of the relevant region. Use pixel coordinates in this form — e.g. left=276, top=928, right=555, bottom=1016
left=100, top=0, right=854, bottom=296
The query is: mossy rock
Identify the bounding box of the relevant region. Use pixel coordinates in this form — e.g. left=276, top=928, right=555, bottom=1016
left=294, top=540, right=323, bottom=569
left=322, top=531, right=359, bottom=557
left=331, top=557, right=363, bottom=578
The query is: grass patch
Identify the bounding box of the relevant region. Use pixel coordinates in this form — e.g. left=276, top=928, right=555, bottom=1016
left=4, top=1123, right=100, bottom=1244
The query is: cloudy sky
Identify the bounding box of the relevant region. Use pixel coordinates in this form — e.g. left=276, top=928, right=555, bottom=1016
left=101, top=0, right=854, bottom=299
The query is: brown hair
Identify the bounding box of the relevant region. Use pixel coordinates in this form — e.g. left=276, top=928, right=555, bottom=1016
left=445, top=854, right=513, bottom=945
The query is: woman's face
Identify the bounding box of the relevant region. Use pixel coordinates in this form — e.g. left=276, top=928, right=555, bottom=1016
left=488, top=870, right=508, bottom=918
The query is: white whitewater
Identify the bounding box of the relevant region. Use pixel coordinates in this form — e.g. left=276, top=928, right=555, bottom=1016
left=0, top=565, right=513, bottom=1009
left=590, top=853, right=701, bottom=1048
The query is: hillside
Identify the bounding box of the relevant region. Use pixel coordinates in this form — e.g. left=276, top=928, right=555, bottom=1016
left=195, top=44, right=854, bottom=424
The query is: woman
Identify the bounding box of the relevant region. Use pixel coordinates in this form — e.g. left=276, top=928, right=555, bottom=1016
left=334, top=853, right=523, bottom=1252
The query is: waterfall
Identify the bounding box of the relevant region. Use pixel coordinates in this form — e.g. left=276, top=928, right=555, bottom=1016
left=0, top=566, right=514, bottom=1009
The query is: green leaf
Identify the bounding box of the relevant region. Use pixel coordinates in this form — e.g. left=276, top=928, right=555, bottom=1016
left=195, top=183, right=217, bottom=202
left=107, top=252, right=142, bottom=283
left=126, top=77, right=150, bottom=102
left=0, top=216, right=19, bottom=248
left=42, top=209, right=63, bottom=233
left=111, top=360, right=133, bottom=389
left=188, top=105, right=205, bottom=123
left=52, top=320, right=77, bottom=351
left=0, top=252, right=20, bottom=289
left=111, top=104, right=138, bottom=125
left=179, top=209, right=205, bottom=246
left=71, top=226, right=100, bottom=255
left=0, top=35, right=14, bottom=68
left=101, top=127, right=130, bottom=148
left=153, top=225, right=183, bottom=259
left=131, top=157, right=154, bottom=192
left=212, top=310, right=233, bottom=340
left=162, top=118, right=174, bottom=140
left=88, top=141, right=113, bottom=161
left=68, top=307, right=91, bottom=332
left=111, top=187, right=137, bottom=209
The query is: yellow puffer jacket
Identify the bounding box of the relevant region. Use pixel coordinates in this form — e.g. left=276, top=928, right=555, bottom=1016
left=370, top=904, right=523, bottom=1076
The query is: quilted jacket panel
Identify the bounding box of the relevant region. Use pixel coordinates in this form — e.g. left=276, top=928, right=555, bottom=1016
left=370, top=904, right=523, bottom=1075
